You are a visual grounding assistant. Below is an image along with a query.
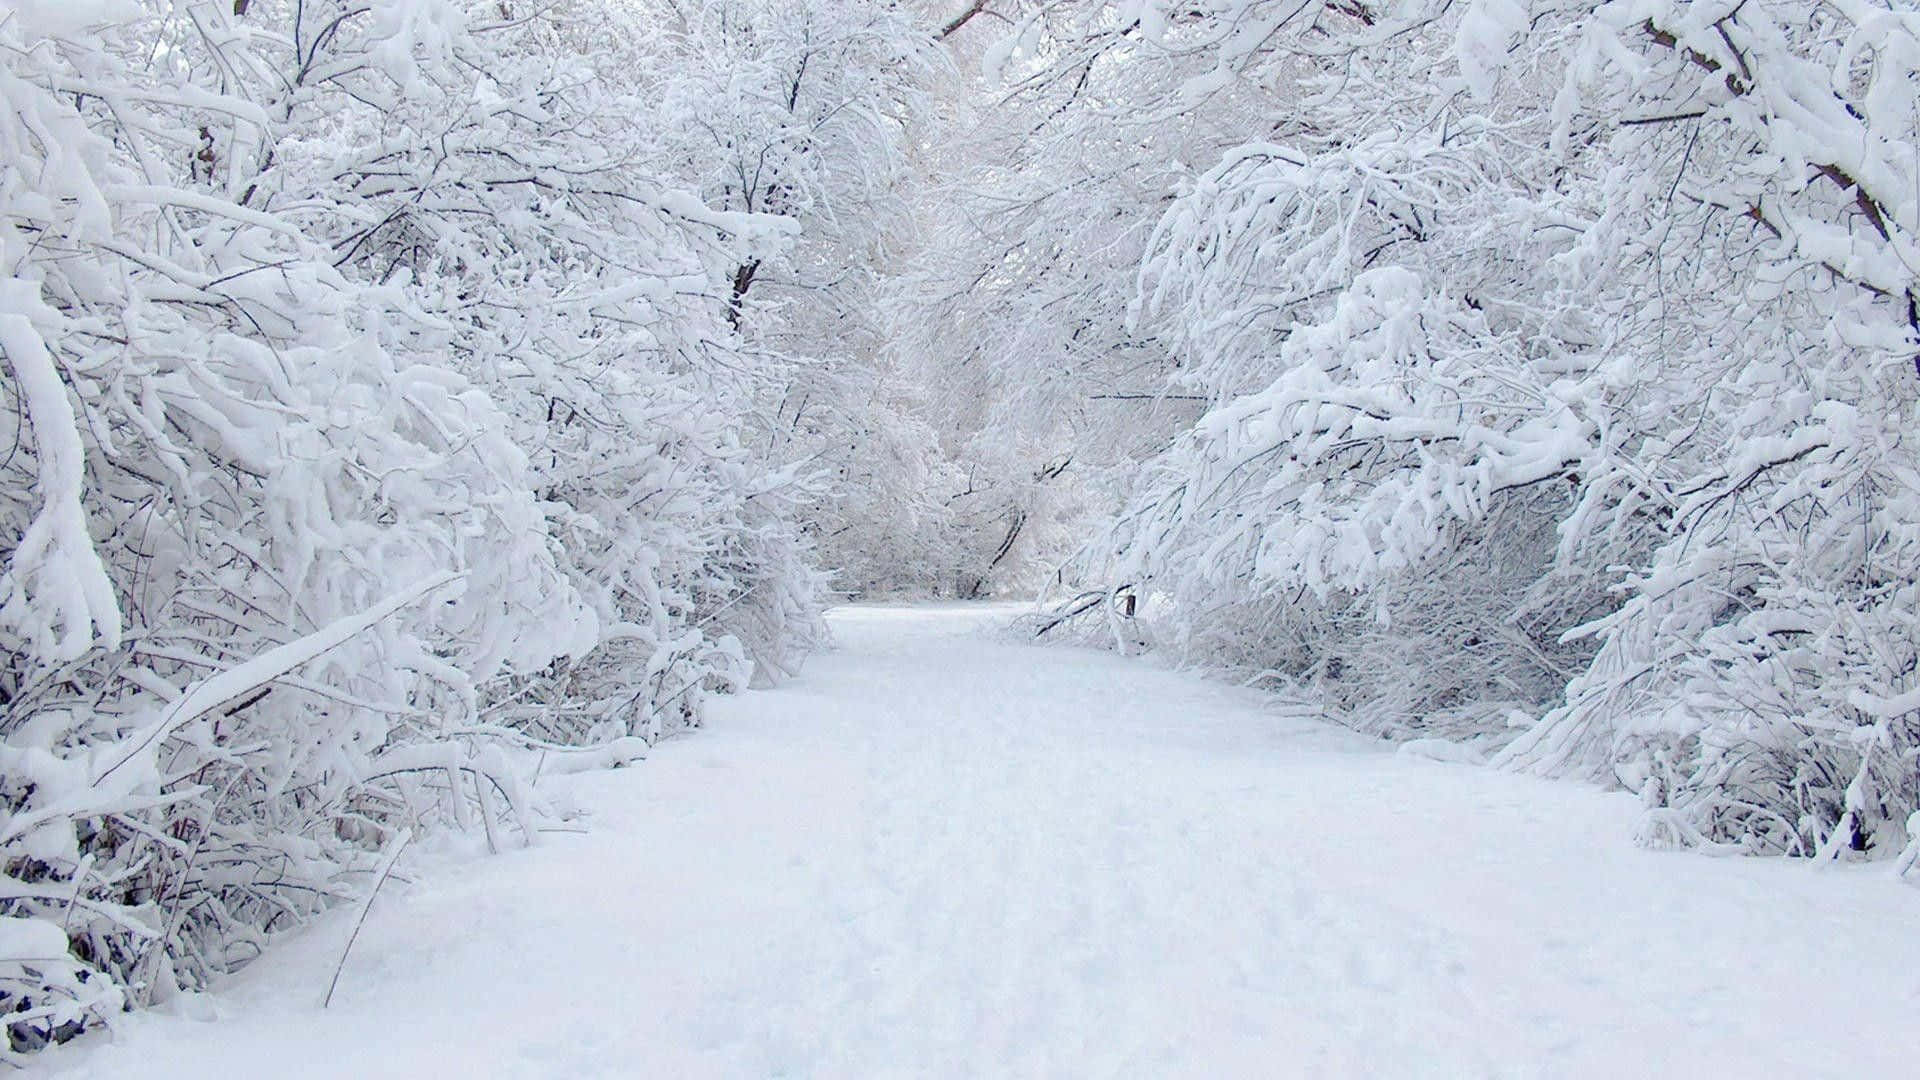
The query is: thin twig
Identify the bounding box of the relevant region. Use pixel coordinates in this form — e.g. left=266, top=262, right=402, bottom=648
left=323, top=828, right=412, bottom=1009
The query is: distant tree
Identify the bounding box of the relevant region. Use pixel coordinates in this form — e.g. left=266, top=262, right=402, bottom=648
left=631, top=0, right=977, bottom=598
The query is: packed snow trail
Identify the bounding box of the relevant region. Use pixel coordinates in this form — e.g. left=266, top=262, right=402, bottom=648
left=49, top=605, right=1919, bottom=1078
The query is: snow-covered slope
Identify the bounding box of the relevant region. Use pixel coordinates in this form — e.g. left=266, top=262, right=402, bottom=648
left=45, top=605, right=1919, bottom=1078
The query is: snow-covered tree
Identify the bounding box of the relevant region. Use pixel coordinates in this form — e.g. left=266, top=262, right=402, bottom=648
left=881, top=1, right=1242, bottom=596
left=1022, top=0, right=1920, bottom=857
left=627, top=0, right=974, bottom=599
left=2, top=0, right=822, bottom=1054
left=256, top=0, right=827, bottom=693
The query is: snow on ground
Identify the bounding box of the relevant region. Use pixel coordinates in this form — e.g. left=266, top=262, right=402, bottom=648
left=43, top=604, right=1920, bottom=1078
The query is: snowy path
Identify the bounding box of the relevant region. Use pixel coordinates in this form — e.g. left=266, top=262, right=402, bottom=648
left=50, top=605, right=1920, bottom=1078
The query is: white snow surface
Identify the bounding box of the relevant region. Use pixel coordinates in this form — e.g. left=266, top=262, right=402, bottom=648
left=44, top=604, right=1920, bottom=1078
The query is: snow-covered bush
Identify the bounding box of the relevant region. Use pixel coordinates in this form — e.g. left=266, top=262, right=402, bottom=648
left=1114, top=266, right=1630, bottom=742
left=1036, top=0, right=1920, bottom=858
left=260, top=0, right=826, bottom=706
left=1, top=0, right=822, bottom=1056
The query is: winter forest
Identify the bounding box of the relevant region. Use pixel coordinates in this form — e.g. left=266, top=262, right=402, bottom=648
left=5, top=0, right=1920, bottom=1066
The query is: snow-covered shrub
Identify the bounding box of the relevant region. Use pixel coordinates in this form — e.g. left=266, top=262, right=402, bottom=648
left=1042, top=0, right=1920, bottom=857
left=258, top=0, right=827, bottom=717
left=1, top=0, right=822, bottom=1056
left=0, top=1, right=587, bottom=1051
left=1112, top=262, right=1633, bottom=741
left=1490, top=0, right=1920, bottom=858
